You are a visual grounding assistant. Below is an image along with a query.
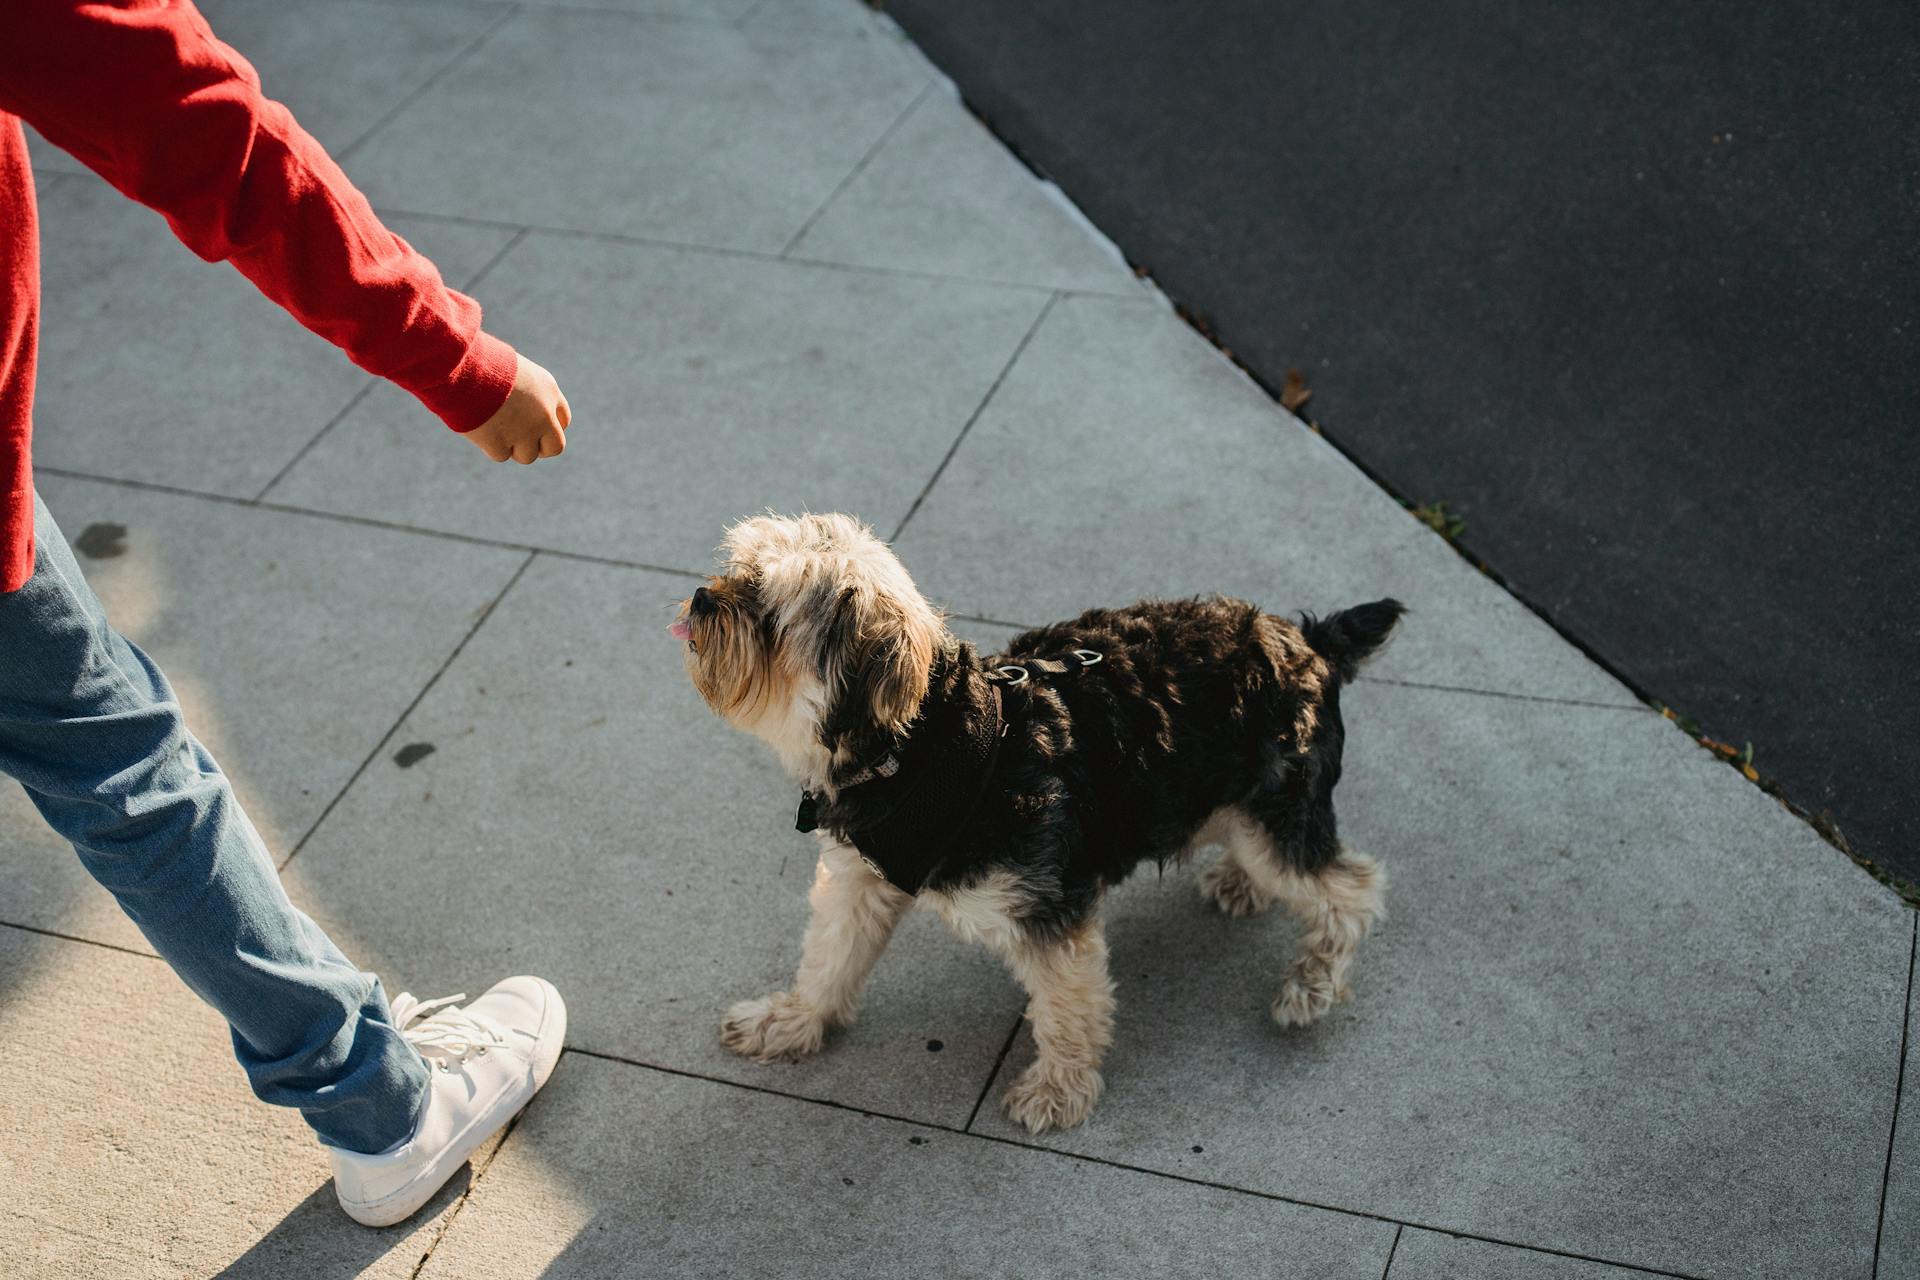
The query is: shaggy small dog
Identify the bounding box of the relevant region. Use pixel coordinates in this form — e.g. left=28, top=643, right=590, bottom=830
left=673, top=513, right=1400, bottom=1133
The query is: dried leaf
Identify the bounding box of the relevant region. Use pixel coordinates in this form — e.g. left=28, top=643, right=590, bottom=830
left=1281, top=368, right=1313, bottom=413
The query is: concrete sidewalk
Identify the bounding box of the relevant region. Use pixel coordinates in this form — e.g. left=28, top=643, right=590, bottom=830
left=2, top=2, right=1912, bottom=1277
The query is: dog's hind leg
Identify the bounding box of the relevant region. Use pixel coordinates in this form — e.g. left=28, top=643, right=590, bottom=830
left=1267, top=848, right=1385, bottom=1027
left=721, top=837, right=911, bottom=1063
left=997, top=918, right=1116, bottom=1134
left=1219, top=810, right=1386, bottom=1027
left=1197, top=809, right=1280, bottom=917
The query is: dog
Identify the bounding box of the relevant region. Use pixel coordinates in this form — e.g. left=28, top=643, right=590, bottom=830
left=672, top=512, right=1400, bottom=1133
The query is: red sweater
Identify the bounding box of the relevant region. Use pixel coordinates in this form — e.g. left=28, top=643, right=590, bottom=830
left=0, top=0, right=518, bottom=593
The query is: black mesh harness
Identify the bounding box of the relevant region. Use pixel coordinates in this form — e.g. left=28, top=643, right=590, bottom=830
left=794, top=648, right=1104, bottom=894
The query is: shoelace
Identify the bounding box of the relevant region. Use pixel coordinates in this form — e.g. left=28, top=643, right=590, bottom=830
left=389, top=992, right=508, bottom=1071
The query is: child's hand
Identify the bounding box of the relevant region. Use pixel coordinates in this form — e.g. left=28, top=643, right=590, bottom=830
left=465, top=356, right=571, bottom=463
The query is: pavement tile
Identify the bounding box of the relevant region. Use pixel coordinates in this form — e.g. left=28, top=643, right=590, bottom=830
left=788, top=88, right=1142, bottom=294
left=32, top=179, right=516, bottom=497
left=22, top=0, right=497, bottom=179
left=1387, top=1230, right=1652, bottom=1279
left=1880, top=933, right=1920, bottom=1280
left=24, top=127, right=85, bottom=177
left=515, top=0, right=755, bottom=20
left=197, top=0, right=500, bottom=157
left=344, top=9, right=930, bottom=252
left=744, top=0, right=892, bottom=37
left=267, top=231, right=1050, bottom=568
left=0, top=925, right=480, bottom=1280
left=417, top=1051, right=1398, bottom=1279
left=287, top=556, right=1028, bottom=1126
left=966, top=680, right=1909, bottom=1280
left=893, top=293, right=1644, bottom=706
left=0, top=478, right=526, bottom=953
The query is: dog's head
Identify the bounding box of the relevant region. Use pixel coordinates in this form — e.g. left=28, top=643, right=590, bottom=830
left=671, top=513, right=944, bottom=775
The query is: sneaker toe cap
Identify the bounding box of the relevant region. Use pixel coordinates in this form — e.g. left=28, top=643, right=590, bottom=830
left=471, top=975, right=567, bottom=1057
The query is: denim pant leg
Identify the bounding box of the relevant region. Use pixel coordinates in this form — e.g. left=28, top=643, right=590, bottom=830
left=0, top=492, right=427, bottom=1153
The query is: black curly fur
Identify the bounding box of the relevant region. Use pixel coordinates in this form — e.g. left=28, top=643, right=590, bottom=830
left=847, top=595, right=1402, bottom=941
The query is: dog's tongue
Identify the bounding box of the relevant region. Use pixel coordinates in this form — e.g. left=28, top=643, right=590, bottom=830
left=668, top=619, right=692, bottom=641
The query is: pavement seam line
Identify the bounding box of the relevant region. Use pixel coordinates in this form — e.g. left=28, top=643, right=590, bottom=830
left=276, top=550, right=539, bottom=871
left=250, top=226, right=534, bottom=504
left=945, top=611, right=1032, bottom=631
left=0, top=918, right=162, bottom=963
left=36, top=465, right=706, bottom=577
left=964, top=1011, right=1027, bottom=1132
left=457, top=224, right=537, bottom=296
left=891, top=43, right=1905, bottom=891
left=250, top=380, right=378, bottom=505
left=937, top=616, right=1648, bottom=711
left=1873, top=911, right=1919, bottom=1278
left=561, top=1045, right=1710, bottom=1280
left=406, top=1084, right=541, bottom=1279
left=780, top=80, right=935, bottom=257
left=37, top=469, right=1667, bottom=713
left=464, top=1, right=752, bottom=25
left=0, top=923, right=534, bottom=1275
left=1379, top=1222, right=1403, bottom=1279
left=1357, top=675, right=1651, bottom=713
left=889, top=290, right=1060, bottom=543
left=368, top=205, right=1068, bottom=297
left=334, top=2, right=523, bottom=164
left=334, top=0, right=829, bottom=28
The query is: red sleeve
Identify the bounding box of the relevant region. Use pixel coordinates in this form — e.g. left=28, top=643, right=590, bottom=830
left=0, top=0, right=516, bottom=432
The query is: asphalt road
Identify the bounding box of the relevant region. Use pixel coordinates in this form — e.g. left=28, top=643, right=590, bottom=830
left=884, top=0, right=1920, bottom=886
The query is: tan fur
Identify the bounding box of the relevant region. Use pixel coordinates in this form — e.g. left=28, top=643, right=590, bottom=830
left=922, top=875, right=1115, bottom=1132
left=720, top=837, right=911, bottom=1062
left=726, top=859, right=1118, bottom=1133
left=695, top=515, right=1387, bottom=1134
left=920, top=870, right=1034, bottom=950
left=1199, top=853, right=1279, bottom=917
left=678, top=513, right=945, bottom=783
left=996, top=920, right=1116, bottom=1133
left=1203, top=808, right=1385, bottom=1026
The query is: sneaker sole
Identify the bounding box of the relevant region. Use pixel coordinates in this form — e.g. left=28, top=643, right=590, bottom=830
left=338, top=981, right=568, bottom=1228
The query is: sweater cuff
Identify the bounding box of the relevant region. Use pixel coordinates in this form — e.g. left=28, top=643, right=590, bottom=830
left=421, top=331, right=519, bottom=433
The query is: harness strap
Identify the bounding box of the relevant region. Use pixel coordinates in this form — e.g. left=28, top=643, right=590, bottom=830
left=791, top=647, right=1105, bottom=893
left=988, top=648, right=1103, bottom=687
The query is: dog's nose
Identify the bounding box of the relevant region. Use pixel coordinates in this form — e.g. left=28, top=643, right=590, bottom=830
left=691, top=586, right=714, bottom=614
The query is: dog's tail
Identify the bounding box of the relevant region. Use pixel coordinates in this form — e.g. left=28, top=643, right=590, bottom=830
left=1300, top=598, right=1405, bottom=682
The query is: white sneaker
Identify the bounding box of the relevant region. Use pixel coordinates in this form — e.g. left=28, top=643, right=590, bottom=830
left=329, top=976, right=567, bottom=1227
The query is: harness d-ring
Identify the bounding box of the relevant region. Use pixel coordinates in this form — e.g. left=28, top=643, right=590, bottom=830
left=1071, top=649, right=1104, bottom=667
left=995, top=664, right=1031, bottom=686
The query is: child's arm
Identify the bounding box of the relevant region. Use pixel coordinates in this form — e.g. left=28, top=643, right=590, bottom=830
left=1, top=0, right=567, bottom=461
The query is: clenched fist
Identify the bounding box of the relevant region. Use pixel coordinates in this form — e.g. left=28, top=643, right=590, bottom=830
left=464, top=355, right=571, bottom=464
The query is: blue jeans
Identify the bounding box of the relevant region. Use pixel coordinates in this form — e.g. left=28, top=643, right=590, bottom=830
left=0, top=493, right=426, bottom=1153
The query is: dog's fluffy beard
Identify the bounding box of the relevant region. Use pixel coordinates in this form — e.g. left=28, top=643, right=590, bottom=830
left=675, top=512, right=942, bottom=780
left=674, top=512, right=1398, bottom=1134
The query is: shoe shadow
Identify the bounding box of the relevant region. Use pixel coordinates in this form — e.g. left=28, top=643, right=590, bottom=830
left=210, top=1167, right=475, bottom=1279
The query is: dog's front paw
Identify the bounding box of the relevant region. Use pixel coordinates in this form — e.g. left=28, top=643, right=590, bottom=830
left=1272, top=961, right=1345, bottom=1028
left=1201, top=856, right=1275, bottom=917
left=720, top=992, right=827, bottom=1063
left=1002, top=1062, right=1104, bottom=1134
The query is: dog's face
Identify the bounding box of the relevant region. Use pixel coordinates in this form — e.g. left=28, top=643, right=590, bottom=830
left=672, top=513, right=943, bottom=775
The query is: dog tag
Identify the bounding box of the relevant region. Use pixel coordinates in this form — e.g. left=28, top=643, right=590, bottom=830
left=795, top=790, right=819, bottom=833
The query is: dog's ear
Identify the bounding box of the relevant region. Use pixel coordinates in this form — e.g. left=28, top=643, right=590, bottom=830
left=826, top=584, right=935, bottom=741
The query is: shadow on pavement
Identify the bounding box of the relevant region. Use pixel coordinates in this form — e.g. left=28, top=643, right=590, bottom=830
left=209, top=1169, right=474, bottom=1280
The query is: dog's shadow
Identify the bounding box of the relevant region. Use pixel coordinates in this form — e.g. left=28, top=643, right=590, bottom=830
left=996, top=856, right=1344, bottom=1098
